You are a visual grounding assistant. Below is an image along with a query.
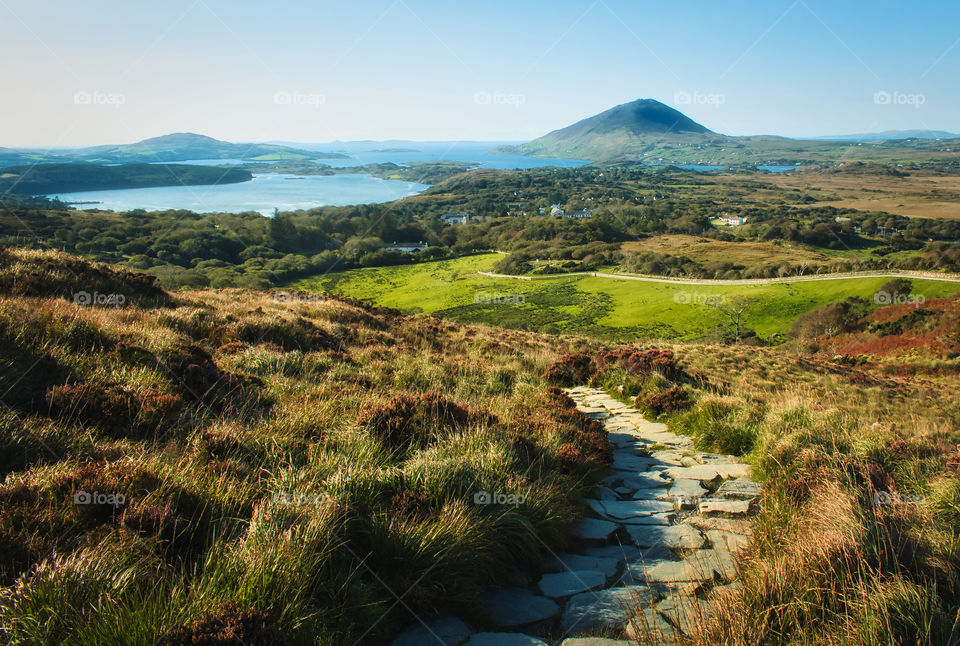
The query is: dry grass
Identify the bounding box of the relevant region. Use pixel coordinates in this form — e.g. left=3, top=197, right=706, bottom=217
left=622, top=235, right=832, bottom=268
left=764, top=170, right=960, bottom=220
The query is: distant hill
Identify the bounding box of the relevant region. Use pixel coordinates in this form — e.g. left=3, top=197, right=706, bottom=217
left=0, top=162, right=252, bottom=196
left=496, top=99, right=726, bottom=161
left=0, top=147, right=51, bottom=167
left=58, top=133, right=348, bottom=163
left=0, top=133, right=349, bottom=166
left=809, top=130, right=960, bottom=141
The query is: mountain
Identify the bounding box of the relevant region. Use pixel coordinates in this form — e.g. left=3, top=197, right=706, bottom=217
left=809, top=130, right=960, bottom=141
left=496, top=99, right=960, bottom=166
left=496, top=98, right=729, bottom=161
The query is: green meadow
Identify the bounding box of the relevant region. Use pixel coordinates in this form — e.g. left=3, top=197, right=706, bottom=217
left=290, top=253, right=960, bottom=340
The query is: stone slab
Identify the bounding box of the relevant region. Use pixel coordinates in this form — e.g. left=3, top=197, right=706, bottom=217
left=561, top=585, right=657, bottom=633
left=480, top=588, right=559, bottom=628
left=390, top=615, right=472, bottom=646
left=538, top=570, right=607, bottom=598
left=627, top=524, right=707, bottom=549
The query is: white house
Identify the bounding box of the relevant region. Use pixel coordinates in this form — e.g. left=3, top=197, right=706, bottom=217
left=385, top=241, right=428, bottom=253
left=718, top=215, right=747, bottom=226
left=441, top=213, right=471, bottom=225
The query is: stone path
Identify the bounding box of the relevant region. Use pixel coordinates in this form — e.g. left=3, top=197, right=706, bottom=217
left=391, top=387, right=761, bottom=645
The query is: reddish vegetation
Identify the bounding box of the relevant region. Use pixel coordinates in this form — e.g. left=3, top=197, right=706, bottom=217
left=389, top=489, right=434, bottom=521
left=544, top=391, right=613, bottom=468
left=545, top=386, right=576, bottom=409
left=783, top=473, right=819, bottom=504
left=595, top=347, right=685, bottom=380
left=216, top=341, right=248, bottom=355
left=946, top=447, right=960, bottom=474
left=158, top=343, right=263, bottom=409
left=357, top=392, right=498, bottom=448
left=640, top=385, right=690, bottom=415
left=542, top=353, right=595, bottom=386
left=821, top=297, right=960, bottom=359
left=162, top=603, right=285, bottom=646
left=0, top=461, right=165, bottom=583
left=556, top=443, right=585, bottom=472
left=862, top=463, right=895, bottom=495
left=46, top=381, right=182, bottom=436
left=543, top=347, right=686, bottom=386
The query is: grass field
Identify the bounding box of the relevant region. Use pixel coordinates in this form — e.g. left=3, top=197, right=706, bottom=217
left=289, top=254, right=960, bottom=340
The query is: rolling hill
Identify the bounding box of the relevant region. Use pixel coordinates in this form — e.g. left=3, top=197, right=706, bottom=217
left=0, top=133, right=349, bottom=166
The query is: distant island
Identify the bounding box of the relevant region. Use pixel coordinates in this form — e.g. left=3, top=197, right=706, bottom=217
left=0, top=132, right=349, bottom=167
left=365, top=147, right=421, bottom=153
left=0, top=162, right=252, bottom=196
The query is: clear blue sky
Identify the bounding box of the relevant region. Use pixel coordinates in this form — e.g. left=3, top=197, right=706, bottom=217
left=1, top=0, right=958, bottom=146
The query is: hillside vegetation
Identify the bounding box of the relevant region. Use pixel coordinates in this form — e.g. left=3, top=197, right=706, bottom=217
left=0, top=248, right=958, bottom=644
left=0, top=248, right=612, bottom=644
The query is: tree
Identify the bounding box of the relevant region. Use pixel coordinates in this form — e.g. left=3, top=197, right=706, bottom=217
left=709, top=295, right=759, bottom=343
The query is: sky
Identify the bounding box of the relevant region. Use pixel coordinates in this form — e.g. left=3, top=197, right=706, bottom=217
left=1, top=0, right=958, bottom=147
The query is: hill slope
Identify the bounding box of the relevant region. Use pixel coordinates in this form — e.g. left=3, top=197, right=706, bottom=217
left=1, top=248, right=958, bottom=644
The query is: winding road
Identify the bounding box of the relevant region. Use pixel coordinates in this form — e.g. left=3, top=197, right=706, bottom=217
left=478, top=268, right=960, bottom=286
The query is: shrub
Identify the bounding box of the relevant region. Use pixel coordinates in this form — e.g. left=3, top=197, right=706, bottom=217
left=162, top=603, right=285, bottom=646
left=543, top=347, right=688, bottom=386
left=46, top=381, right=182, bottom=437
left=671, top=398, right=759, bottom=455
left=637, top=385, right=690, bottom=417
left=157, top=343, right=264, bottom=412
left=357, top=392, right=497, bottom=450
left=542, top=353, right=593, bottom=386
left=790, top=296, right=870, bottom=340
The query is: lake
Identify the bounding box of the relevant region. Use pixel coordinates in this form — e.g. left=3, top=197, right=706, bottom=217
left=50, top=142, right=591, bottom=214
left=48, top=142, right=797, bottom=214
left=51, top=173, right=431, bottom=216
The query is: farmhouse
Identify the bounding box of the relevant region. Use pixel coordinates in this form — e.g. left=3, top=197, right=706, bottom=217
left=385, top=241, right=428, bottom=253
left=717, top=215, right=747, bottom=226
left=441, top=213, right=471, bottom=225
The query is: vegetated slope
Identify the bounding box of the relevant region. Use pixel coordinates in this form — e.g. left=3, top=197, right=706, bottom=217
left=645, top=332, right=960, bottom=644
left=0, top=247, right=614, bottom=644
left=0, top=163, right=252, bottom=195
left=0, top=248, right=958, bottom=644
left=816, top=295, right=960, bottom=361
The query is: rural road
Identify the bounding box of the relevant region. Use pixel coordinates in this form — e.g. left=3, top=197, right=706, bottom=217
left=478, top=269, right=960, bottom=286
